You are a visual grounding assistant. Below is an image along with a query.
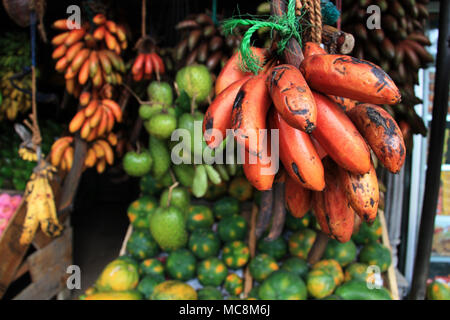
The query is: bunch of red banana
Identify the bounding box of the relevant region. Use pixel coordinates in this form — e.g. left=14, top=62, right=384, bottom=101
left=203, top=43, right=406, bottom=242
left=131, top=51, right=165, bottom=81
left=50, top=133, right=117, bottom=174
left=174, top=13, right=241, bottom=72
left=51, top=13, right=126, bottom=95
left=69, top=93, right=122, bottom=142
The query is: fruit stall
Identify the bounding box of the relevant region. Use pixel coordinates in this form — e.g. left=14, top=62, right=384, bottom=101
left=0, top=0, right=449, bottom=302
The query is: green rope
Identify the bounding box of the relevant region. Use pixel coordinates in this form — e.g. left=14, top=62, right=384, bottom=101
left=222, top=0, right=306, bottom=74
left=212, top=0, right=218, bottom=25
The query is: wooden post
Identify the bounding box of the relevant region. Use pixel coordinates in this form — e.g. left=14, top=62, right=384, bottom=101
left=57, top=136, right=87, bottom=213
left=321, top=25, right=355, bottom=54
left=410, top=0, right=450, bottom=299
left=379, top=209, right=400, bottom=300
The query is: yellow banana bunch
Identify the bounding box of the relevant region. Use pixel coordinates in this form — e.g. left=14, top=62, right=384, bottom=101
left=18, top=147, right=38, bottom=162
left=0, top=72, right=32, bottom=121
left=19, top=163, right=63, bottom=245
left=51, top=14, right=126, bottom=96
left=69, top=96, right=122, bottom=141
left=49, top=133, right=117, bottom=174
left=49, top=136, right=74, bottom=172
left=84, top=136, right=117, bottom=173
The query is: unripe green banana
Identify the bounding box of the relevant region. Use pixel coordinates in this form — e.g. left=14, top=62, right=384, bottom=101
left=215, top=164, right=230, bottom=181
left=204, top=164, right=222, bottom=185
left=192, top=164, right=208, bottom=198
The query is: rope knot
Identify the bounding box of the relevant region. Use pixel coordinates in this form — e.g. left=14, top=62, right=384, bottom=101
left=222, top=0, right=304, bottom=74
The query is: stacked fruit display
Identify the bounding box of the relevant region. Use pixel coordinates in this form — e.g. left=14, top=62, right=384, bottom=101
left=0, top=32, right=33, bottom=121
left=49, top=13, right=127, bottom=174
left=174, top=13, right=241, bottom=73
left=341, top=0, right=432, bottom=136
left=0, top=193, right=22, bottom=237
left=125, top=63, right=242, bottom=200
left=0, top=120, right=62, bottom=191
left=81, top=192, right=394, bottom=300
left=203, top=41, right=405, bottom=242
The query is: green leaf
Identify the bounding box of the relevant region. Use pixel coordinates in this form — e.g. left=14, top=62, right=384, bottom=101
left=175, top=90, right=191, bottom=113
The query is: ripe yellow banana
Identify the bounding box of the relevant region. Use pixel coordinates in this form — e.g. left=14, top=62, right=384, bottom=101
left=19, top=165, right=62, bottom=245
left=96, top=139, right=114, bottom=165
left=102, top=99, right=122, bottom=122
left=92, top=142, right=105, bottom=158
left=89, top=105, right=103, bottom=128
left=97, top=111, right=108, bottom=137
left=96, top=157, right=106, bottom=173
left=50, top=137, right=73, bottom=167
left=63, top=146, right=74, bottom=171
left=69, top=110, right=86, bottom=133
left=80, top=120, right=92, bottom=139
left=84, top=148, right=97, bottom=168
left=107, top=132, right=118, bottom=146
left=38, top=177, right=63, bottom=237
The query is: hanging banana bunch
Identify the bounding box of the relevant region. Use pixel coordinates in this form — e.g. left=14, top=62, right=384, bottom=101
left=19, top=161, right=63, bottom=245
left=0, top=31, right=34, bottom=121
left=49, top=132, right=118, bottom=174
left=50, top=13, right=127, bottom=96
left=131, top=35, right=166, bottom=81
left=50, top=13, right=127, bottom=175
left=341, top=0, right=431, bottom=138
left=174, top=13, right=242, bottom=73
left=206, top=0, right=406, bottom=243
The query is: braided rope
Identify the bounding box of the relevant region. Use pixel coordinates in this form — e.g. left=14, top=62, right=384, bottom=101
left=302, top=0, right=322, bottom=43
left=302, top=0, right=313, bottom=42
left=296, top=0, right=303, bottom=15
left=313, top=0, right=322, bottom=43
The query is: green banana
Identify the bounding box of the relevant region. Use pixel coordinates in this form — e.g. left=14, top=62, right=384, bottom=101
left=192, top=165, right=208, bottom=198
left=227, top=163, right=237, bottom=176
left=149, top=136, right=170, bottom=179
left=172, top=164, right=195, bottom=188
left=215, top=164, right=230, bottom=182
left=204, top=164, right=222, bottom=185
